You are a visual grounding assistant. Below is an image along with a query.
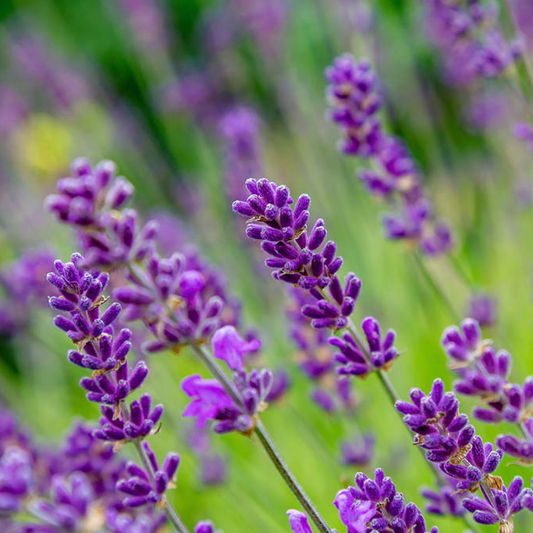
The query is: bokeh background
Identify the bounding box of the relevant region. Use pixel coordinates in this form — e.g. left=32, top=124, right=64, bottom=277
left=1, top=0, right=533, bottom=531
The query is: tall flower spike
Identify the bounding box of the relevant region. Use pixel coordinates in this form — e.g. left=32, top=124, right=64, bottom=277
left=233, top=178, right=400, bottom=379
left=325, top=54, right=453, bottom=256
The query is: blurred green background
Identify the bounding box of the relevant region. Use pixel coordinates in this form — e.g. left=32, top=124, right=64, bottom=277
left=1, top=0, right=533, bottom=531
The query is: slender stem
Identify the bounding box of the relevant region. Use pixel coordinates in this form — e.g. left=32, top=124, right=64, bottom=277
left=411, top=251, right=461, bottom=323
left=519, top=421, right=531, bottom=441
left=122, top=405, right=190, bottom=533
left=191, top=344, right=333, bottom=533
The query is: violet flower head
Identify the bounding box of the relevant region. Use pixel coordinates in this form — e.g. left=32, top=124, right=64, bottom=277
left=335, top=468, right=439, bottom=533
left=117, top=444, right=179, bottom=508
left=396, top=378, right=476, bottom=465
left=467, top=293, right=498, bottom=327
left=340, top=434, right=375, bottom=467
left=441, top=319, right=533, bottom=462
left=0, top=447, right=34, bottom=513
left=324, top=54, right=453, bottom=256
left=45, top=157, right=158, bottom=269
left=329, top=316, right=398, bottom=377
left=182, top=367, right=272, bottom=435
left=325, top=54, right=382, bottom=157
left=28, top=472, right=96, bottom=530
left=233, top=178, right=360, bottom=328
left=421, top=0, right=523, bottom=86
left=114, top=249, right=240, bottom=354
left=195, top=520, right=221, bottom=533
left=0, top=247, right=55, bottom=335
left=463, top=476, right=531, bottom=531
left=496, top=420, right=533, bottom=464
left=420, top=482, right=466, bottom=517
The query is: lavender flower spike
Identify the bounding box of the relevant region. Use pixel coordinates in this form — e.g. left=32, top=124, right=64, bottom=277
left=325, top=54, right=453, bottom=256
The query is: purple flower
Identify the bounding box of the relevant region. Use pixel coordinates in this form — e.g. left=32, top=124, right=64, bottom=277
left=334, top=468, right=439, bottom=533
left=421, top=0, right=522, bottom=86
left=117, top=444, right=179, bottom=508
left=467, top=293, right=497, bottom=327
left=265, top=369, right=290, bottom=403
left=233, top=178, right=360, bottom=326
left=324, top=54, right=453, bottom=256
left=182, top=364, right=272, bottom=435
left=28, top=472, right=96, bottom=530
left=340, top=434, right=374, bottom=467
left=325, top=54, right=383, bottom=157
left=0, top=447, right=33, bottom=512
left=396, top=378, right=476, bottom=465
left=93, top=393, right=162, bottom=442
left=421, top=482, right=466, bottom=517
left=463, top=476, right=530, bottom=531
left=212, top=325, right=261, bottom=371
left=195, top=520, right=221, bottom=533
left=0, top=248, right=55, bottom=335
left=496, top=420, right=533, bottom=464
left=45, top=158, right=157, bottom=269
left=287, top=509, right=314, bottom=533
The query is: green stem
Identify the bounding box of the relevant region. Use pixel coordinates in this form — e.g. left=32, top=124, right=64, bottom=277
left=121, top=404, right=190, bottom=533
left=191, top=344, right=333, bottom=533
left=412, top=251, right=461, bottom=323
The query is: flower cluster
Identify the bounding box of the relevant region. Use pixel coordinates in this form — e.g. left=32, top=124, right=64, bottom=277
left=0, top=403, right=166, bottom=532
left=45, top=250, right=190, bottom=529
left=47, top=254, right=150, bottom=420
left=46, top=158, right=246, bottom=356
left=45, top=157, right=158, bottom=269
left=182, top=326, right=272, bottom=435
left=288, top=468, right=439, bottom=533
left=325, top=54, right=453, bottom=256
left=421, top=0, right=523, bottom=86
left=397, top=379, right=532, bottom=529
left=466, top=293, right=498, bottom=328
left=0, top=248, right=55, bottom=336
left=117, top=444, right=180, bottom=508
left=441, top=319, right=533, bottom=463
left=233, top=179, right=400, bottom=380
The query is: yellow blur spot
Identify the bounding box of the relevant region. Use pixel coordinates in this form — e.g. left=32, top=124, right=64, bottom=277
left=14, top=113, right=72, bottom=179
